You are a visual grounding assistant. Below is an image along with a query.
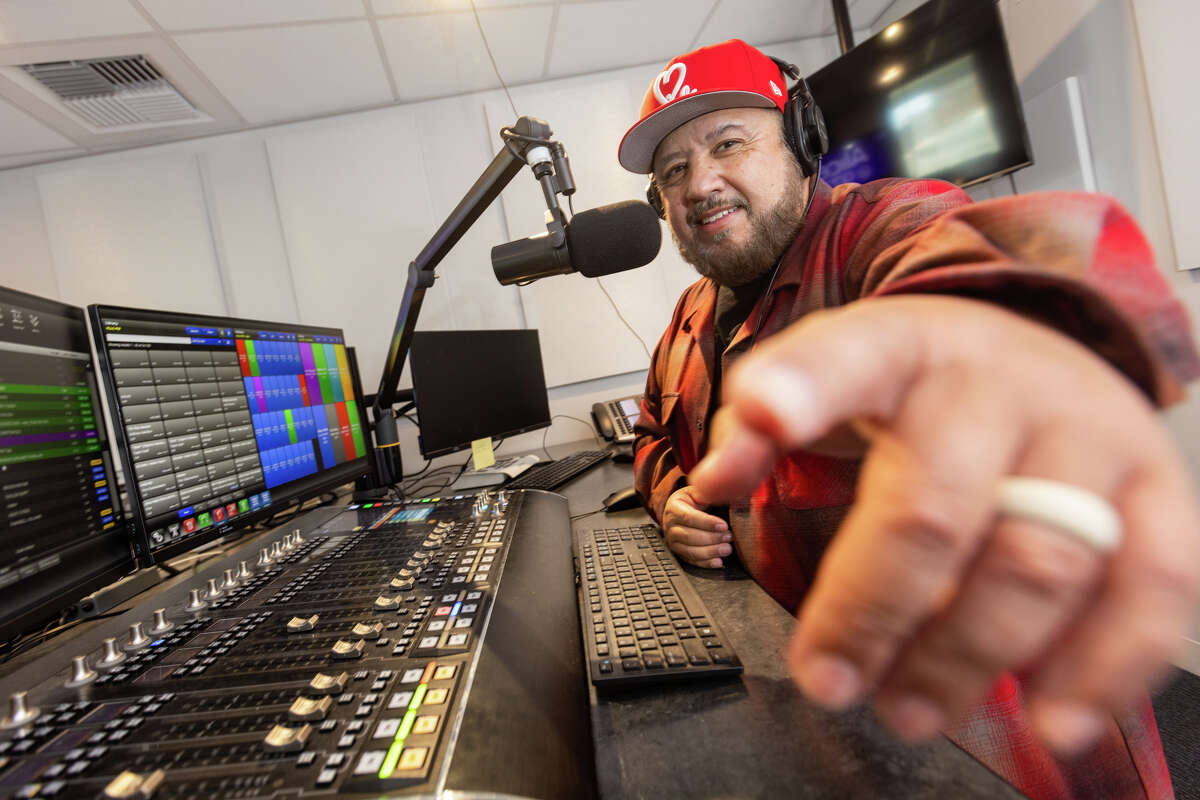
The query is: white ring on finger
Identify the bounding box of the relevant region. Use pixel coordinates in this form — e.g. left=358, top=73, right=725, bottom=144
left=995, top=477, right=1122, bottom=553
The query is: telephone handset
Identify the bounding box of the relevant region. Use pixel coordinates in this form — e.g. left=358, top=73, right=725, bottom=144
left=591, top=394, right=642, bottom=445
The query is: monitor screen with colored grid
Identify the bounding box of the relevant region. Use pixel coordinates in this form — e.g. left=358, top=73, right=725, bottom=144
left=89, top=305, right=372, bottom=564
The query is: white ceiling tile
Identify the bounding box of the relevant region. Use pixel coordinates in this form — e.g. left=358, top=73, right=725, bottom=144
left=851, top=0, right=901, bottom=31
left=139, top=0, right=364, bottom=31
left=548, top=0, right=702, bottom=79
left=697, top=0, right=833, bottom=49
left=0, top=97, right=76, bottom=154
left=173, top=22, right=393, bottom=125
left=372, top=0, right=545, bottom=13
left=378, top=8, right=552, bottom=102
left=0, top=0, right=152, bottom=44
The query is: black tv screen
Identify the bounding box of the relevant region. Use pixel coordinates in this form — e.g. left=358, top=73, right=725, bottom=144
left=409, top=330, right=551, bottom=458
left=808, top=0, right=1030, bottom=188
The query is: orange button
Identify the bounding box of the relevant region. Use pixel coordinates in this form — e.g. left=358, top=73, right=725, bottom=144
left=423, top=689, right=447, bottom=706
left=414, top=715, right=438, bottom=735
left=399, top=747, right=428, bottom=770
left=433, top=665, right=456, bottom=680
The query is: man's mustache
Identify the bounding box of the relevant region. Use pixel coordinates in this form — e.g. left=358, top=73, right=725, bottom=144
left=686, top=197, right=748, bottom=227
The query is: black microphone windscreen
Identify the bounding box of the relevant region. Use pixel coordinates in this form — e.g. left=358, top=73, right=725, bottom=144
left=567, top=200, right=662, bottom=278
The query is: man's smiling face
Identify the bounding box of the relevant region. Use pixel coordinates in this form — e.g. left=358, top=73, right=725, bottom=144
left=653, top=106, right=810, bottom=287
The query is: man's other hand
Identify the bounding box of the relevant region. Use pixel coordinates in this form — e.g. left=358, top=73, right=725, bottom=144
left=689, top=295, right=1200, bottom=755
left=662, top=484, right=732, bottom=568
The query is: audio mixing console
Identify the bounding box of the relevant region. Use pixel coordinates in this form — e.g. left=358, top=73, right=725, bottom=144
left=0, top=490, right=596, bottom=799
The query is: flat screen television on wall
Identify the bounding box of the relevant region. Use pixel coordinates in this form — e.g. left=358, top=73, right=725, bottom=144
left=808, top=0, right=1031, bottom=188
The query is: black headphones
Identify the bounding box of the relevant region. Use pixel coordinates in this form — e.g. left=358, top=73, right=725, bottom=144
left=646, top=56, right=828, bottom=220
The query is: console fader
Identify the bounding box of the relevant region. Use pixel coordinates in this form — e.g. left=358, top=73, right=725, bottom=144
left=0, top=491, right=596, bottom=799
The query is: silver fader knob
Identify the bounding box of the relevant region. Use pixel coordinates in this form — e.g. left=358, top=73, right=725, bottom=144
left=257, top=547, right=273, bottom=567
left=184, top=588, right=207, bottom=612
left=97, top=637, right=126, bottom=669
left=373, top=594, right=400, bottom=611
left=104, top=768, right=165, bottom=799
left=150, top=608, right=174, bottom=635
left=206, top=578, right=223, bottom=599
left=281, top=534, right=295, bottom=553
left=306, top=671, right=348, bottom=695
left=221, top=568, right=238, bottom=590
left=235, top=560, right=252, bottom=581
left=270, top=541, right=283, bottom=560
left=285, top=615, right=318, bottom=634
left=263, top=723, right=311, bottom=753
left=497, top=490, right=510, bottom=511
left=2, top=691, right=39, bottom=729
left=292, top=528, right=304, bottom=546
left=65, top=655, right=98, bottom=687
left=287, top=695, right=332, bottom=722
left=125, top=622, right=150, bottom=651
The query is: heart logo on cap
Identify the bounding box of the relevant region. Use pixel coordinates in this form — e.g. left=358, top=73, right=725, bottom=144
left=653, top=62, right=690, bottom=105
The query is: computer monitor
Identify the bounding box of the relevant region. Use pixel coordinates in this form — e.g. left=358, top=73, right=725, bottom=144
left=89, top=305, right=373, bottom=563
left=0, top=287, right=133, bottom=642
left=409, top=330, right=551, bottom=458
left=809, top=0, right=1031, bottom=188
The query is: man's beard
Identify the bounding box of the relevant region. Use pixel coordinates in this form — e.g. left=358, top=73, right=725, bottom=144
left=671, top=176, right=809, bottom=287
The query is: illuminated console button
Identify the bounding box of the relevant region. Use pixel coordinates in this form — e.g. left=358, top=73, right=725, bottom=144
left=418, top=636, right=439, bottom=649
left=447, top=633, right=469, bottom=648
left=434, top=606, right=452, bottom=617
left=264, top=724, right=312, bottom=752
left=427, top=621, right=445, bottom=632
left=432, top=665, right=456, bottom=680
left=422, top=689, right=447, bottom=706
left=288, top=696, right=332, bottom=722
left=387, top=692, right=414, bottom=710
left=398, top=747, right=428, bottom=770
left=351, top=622, right=383, bottom=640
left=454, top=618, right=472, bottom=629
left=373, top=595, right=400, bottom=611
left=307, top=672, right=348, bottom=695
left=286, top=615, right=319, bottom=633
left=331, top=640, right=365, bottom=660
left=103, top=769, right=165, bottom=799
left=400, top=669, right=423, bottom=684
left=413, top=715, right=438, bottom=735
left=354, top=750, right=386, bottom=776
left=374, top=718, right=400, bottom=739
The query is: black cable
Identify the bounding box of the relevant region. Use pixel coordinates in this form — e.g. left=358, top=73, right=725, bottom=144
left=471, top=0, right=518, bottom=119
left=570, top=507, right=606, bottom=521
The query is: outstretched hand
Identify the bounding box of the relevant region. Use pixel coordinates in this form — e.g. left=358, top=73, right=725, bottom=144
left=689, top=295, right=1200, bottom=753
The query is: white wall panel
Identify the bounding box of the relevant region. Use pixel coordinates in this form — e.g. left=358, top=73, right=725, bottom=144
left=265, top=110, right=441, bottom=394
left=1130, top=0, right=1200, bottom=270
left=0, top=170, right=58, bottom=298
left=1012, top=77, right=1096, bottom=195
left=198, top=139, right=301, bottom=323
left=35, top=154, right=228, bottom=314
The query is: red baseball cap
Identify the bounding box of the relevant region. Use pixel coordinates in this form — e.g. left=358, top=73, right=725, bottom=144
left=619, top=39, right=788, bottom=174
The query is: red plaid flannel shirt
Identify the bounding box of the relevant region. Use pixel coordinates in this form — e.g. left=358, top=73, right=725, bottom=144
left=634, top=178, right=1200, bottom=800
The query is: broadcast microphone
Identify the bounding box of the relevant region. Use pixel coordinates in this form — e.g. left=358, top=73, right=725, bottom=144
left=492, top=200, right=662, bottom=285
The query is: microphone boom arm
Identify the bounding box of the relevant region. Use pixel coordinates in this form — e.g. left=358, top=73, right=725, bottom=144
left=369, top=116, right=559, bottom=485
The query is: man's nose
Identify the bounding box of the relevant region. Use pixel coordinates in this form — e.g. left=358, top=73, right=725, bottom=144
left=685, top=157, right=726, bottom=204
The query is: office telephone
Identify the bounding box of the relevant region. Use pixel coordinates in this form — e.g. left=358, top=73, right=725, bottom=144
left=591, top=394, right=642, bottom=444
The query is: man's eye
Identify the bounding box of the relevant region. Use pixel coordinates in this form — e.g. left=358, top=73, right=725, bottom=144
left=716, top=139, right=739, bottom=151
left=662, top=164, right=685, bottom=182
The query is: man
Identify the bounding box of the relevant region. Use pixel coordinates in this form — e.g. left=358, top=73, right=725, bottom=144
left=622, top=39, right=1200, bottom=800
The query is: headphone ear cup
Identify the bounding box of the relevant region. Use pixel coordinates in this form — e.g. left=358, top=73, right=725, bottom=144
left=646, top=178, right=666, bottom=220
left=785, top=96, right=818, bottom=177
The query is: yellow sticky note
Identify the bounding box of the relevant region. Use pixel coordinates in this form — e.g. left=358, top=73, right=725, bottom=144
left=471, top=437, right=495, bottom=471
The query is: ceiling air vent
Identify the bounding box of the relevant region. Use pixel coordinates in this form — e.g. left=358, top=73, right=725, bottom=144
left=21, top=55, right=205, bottom=130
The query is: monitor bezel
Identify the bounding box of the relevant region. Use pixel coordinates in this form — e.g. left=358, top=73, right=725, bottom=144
left=88, top=304, right=372, bottom=565
left=0, top=286, right=136, bottom=644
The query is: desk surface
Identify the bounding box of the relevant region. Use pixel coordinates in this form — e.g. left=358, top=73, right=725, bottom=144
left=550, top=445, right=1025, bottom=800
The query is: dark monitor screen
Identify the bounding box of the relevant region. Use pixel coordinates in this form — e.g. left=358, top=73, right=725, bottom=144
left=809, top=0, right=1030, bottom=188
left=409, top=330, right=551, bottom=458
left=90, top=305, right=372, bottom=564
left=0, top=287, right=133, bottom=642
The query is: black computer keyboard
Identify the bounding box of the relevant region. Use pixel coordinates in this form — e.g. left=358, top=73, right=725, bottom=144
left=505, top=449, right=611, bottom=491
left=574, top=524, right=743, bottom=688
